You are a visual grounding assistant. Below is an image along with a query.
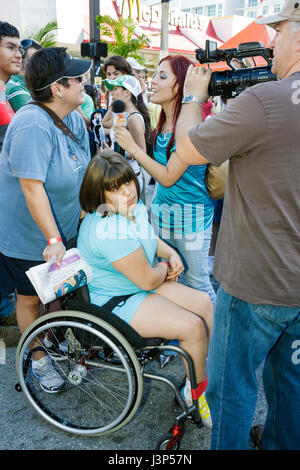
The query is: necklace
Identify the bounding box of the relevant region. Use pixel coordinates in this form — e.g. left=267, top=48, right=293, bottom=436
left=161, top=126, right=173, bottom=135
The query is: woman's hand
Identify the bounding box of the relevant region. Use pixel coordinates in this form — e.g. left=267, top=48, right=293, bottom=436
left=183, top=64, right=212, bottom=102
left=42, top=242, right=66, bottom=267
left=166, top=251, right=184, bottom=281
left=114, top=127, right=138, bottom=155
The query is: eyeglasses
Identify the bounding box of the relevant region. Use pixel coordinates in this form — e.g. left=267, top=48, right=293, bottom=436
left=74, top=76, right=84, bottom=83
left=0, top=44, right=25, bottom=56
left=21, top=38, right=42, bottom=50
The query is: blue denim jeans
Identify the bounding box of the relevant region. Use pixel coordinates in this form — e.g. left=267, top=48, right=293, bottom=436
left=0, top=291, right=13, bottom=319
left=206, top=286, right=300, bottom=449
left=156, top=225, right=216, bottom=306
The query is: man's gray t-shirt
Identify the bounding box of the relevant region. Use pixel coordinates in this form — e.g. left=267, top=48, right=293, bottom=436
left=0, top=104, right=90, bottom=260
left=189, top=72, right=300, bottom=307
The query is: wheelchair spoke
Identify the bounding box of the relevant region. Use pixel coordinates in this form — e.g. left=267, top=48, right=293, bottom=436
left=17, top=316, right=142, bottom=435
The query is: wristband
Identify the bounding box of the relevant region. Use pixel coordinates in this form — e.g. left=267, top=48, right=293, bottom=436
left=161, top=261, right=170, bottom=268
left=47, top=237, right=62, bottom=245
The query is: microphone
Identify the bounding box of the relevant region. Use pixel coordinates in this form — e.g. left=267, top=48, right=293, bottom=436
left=112, top=100, right=127, bottom=127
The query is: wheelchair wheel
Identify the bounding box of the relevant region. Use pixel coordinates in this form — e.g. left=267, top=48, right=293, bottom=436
left=155, top=433, right=181, bottom=450
left=16, top=311, right=143, bottom=436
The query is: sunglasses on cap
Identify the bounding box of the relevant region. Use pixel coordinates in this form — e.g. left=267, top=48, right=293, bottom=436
left=21, top=38, right=42, bottom=50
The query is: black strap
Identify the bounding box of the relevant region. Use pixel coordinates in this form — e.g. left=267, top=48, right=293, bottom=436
left=101, top=293, right=137, bottom=312
left=26, top=102, right=77, bottom=142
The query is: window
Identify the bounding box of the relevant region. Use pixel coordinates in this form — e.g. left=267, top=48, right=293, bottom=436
left=194, top=7, right=203, bottom=14
left=274, top=4, right=281, bottom=12
left=207, top=4, right=216, bottom=16
left=263, top=6, right=269, bottom=14
left=248, top=0, right=257, bottom=6
left=218, top=3, right=222, bottom=15
left=247, top=10, right=257, bottom=17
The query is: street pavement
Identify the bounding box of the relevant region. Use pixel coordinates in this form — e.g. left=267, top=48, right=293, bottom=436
left=0, top=324, right=267, bottom=452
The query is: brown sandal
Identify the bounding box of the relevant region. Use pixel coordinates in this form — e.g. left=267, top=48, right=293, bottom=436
left=250, top=425, right=264, bottom=450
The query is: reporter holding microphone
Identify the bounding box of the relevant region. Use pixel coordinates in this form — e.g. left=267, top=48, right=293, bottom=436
left=0, top=47, right=91, bottom=393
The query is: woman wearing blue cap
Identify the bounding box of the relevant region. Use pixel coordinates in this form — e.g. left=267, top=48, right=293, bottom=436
left=0, top=47, right=91, bottom=393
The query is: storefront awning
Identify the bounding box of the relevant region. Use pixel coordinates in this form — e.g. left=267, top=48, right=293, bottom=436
left=137, top=23, right=222, bottom=55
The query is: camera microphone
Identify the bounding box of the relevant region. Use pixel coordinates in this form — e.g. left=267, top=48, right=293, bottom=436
left=112, top=100, right=127, bottom=127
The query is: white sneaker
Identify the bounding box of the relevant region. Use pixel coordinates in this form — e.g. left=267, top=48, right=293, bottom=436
left=32, top=356, right=65, bottom=393
left=43, top=337, right=68, bottom=361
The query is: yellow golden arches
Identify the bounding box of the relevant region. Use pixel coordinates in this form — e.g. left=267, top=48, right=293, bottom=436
left=121, top=0, right=141, bottom=22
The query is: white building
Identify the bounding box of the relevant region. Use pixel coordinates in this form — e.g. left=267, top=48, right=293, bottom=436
left=243, top=0, right=282, bottom=19
left=143, top=0, right=282, bottom=18
left=2, top=0, right=267, bottom=68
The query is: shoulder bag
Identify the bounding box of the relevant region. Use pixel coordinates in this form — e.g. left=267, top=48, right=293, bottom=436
left=205, top=159, right=229, bottom=200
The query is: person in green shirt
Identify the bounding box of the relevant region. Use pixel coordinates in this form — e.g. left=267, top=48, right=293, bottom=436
left=5, top=38, right=42, bottom=111
left=81, top=84, right=96, bottom=119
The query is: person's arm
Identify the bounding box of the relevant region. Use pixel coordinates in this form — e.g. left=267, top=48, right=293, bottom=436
left=111, top=245, right=169, bottom=290
left=175, top=65, right=212, bottom=166
left=156, top=238, right=184, bottom=281
left=127, top=114, right=146, bottom=153
left=102, top=106, right=113, bottom=129
left=114, top=126, right=188, bottom=187
left=19, top=179, right=66, bottom=265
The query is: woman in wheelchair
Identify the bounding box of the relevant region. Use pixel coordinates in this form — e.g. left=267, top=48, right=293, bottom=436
left=77, top=150, right=213, bottom=428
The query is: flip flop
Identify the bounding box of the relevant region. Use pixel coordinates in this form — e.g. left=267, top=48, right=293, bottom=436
left=250, top=424, right=264, bottom=450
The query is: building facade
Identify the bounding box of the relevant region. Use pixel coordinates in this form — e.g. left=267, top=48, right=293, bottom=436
left=3, top=0, right=270, bottom=72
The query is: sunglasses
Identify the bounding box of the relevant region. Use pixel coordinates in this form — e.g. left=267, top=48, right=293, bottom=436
left=20, top=38, right=42, bottom=50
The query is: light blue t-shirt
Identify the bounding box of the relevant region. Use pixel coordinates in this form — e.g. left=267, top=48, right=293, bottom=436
left=0, top=103, right=90, bottom=260
left=77, top=202, right=158, bottom=307
left=151, top=133, right=214, bottom=233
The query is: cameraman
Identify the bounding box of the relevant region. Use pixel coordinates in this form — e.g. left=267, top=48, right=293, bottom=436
left=176, top=0, right=300, bottom=450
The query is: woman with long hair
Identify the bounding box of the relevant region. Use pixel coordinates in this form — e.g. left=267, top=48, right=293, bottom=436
left=115, top=56, right=216, bottom=305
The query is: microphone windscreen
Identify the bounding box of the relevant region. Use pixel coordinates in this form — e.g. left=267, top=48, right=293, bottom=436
left=112, top=100, right=125, bottom=113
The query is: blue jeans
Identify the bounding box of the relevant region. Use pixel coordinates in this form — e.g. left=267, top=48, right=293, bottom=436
left=0, top=291, right=13, bottom=319
left=206, top=286, right=300, bottom=449
left=157, top=225, right=216, bottom=306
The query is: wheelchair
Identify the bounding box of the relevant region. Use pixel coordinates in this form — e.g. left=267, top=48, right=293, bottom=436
left=15, top=285, right=204, bottom=450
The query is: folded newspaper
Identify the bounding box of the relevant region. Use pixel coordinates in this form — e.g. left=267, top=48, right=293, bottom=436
left=26, top=248, right=93, bottom=304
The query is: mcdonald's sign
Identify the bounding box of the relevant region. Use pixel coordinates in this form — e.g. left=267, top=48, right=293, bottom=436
left=121, top=0, right=141, bottom=22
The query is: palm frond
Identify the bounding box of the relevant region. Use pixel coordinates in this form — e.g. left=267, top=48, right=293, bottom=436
left=22, top=20, right=59, bottom=47
left=96, top=14, right=150, bottom=58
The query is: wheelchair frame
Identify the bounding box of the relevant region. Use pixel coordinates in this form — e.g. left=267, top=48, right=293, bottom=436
left=15, top=286, right=203, bottom=450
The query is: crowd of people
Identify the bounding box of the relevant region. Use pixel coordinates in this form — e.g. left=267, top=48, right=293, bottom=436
left=0, top=0, right=299, bottom=450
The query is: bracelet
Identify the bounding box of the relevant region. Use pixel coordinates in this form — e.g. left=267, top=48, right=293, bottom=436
left=47, top=237, right=62, bottom=245
left=161, top=261, right=170, bottom=268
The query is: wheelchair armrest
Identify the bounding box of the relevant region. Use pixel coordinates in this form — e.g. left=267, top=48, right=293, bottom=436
left=73, top=285, right=90, bottom=303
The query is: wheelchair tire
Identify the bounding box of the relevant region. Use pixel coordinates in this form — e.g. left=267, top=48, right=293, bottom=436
left=16, top=310, right=144, bottom=436
left=155, top=433, right=181, bottom=451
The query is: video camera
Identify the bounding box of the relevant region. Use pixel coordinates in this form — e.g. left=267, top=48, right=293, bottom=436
left=196, top=40, right=277, bottom=99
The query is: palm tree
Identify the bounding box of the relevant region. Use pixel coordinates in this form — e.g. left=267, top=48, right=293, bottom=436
left=22, top=21, right=59, bottom=47
left=96, top=14, right=150, bottom=63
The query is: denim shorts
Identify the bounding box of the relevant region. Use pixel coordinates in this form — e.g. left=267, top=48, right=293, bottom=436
left=0, top=252, right=41, bottom=296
